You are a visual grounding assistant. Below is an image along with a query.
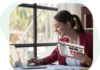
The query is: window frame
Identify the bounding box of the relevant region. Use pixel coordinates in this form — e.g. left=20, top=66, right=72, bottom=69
left=10, top=3, right=58, bottom=58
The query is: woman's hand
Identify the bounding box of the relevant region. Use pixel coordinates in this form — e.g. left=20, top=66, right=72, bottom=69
left=27, top=58, right=45, bottom=66
left=74, top=52, right=92, bottom=66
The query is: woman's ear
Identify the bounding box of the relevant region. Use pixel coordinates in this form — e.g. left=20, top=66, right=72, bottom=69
left=66, top=21, right=71, bottom=27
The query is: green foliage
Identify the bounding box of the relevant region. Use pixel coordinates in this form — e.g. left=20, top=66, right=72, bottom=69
left=10, top=7, right=33, bottom=30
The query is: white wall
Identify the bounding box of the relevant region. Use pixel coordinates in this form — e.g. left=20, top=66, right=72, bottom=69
left=58, top=3, right=81, bottom=19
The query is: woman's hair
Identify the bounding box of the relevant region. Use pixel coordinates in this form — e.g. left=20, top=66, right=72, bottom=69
left=54, top=10, right=85, bottom=33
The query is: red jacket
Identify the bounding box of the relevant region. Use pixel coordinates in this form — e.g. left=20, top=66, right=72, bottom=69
left=42, top=30, right=93, bottom=67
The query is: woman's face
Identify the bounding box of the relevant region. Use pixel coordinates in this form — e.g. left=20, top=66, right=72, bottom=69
left=54, top=19, right=69, bottom=38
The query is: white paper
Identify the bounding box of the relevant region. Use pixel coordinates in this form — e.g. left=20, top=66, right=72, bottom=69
left=47, top=65, right=85, bottom=70
left=57, top=41, right=84, bottom=58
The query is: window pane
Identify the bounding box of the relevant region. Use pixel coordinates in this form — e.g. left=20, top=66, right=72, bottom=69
left=9, top=7, right=34, bottom=44
left=37, top=9, right=58, bottom=43
left=9, top=46, right=34, bottom=65
left=37, top=3, right=57, bottom=8
left=24, top=2, right=34, bottom=5
left=37, top=46, right=58, bottom=64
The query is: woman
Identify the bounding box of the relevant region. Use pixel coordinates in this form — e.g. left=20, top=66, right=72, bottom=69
left=27, top=10, right=93, bottom=67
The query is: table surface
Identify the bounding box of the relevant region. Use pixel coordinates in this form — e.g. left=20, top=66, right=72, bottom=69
left=10, top=64, right=91, bottom=70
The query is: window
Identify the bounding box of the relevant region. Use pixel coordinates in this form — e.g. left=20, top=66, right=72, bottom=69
left=9, top=45, right=34, bottom=64
left=37, top=46, right=58, bottom=64
left=9, top=3, right=58, bottom=65
left=37, top=9, right=58, bottom=43
left=37, top=3, right=57, bottom=8
left=10, top=7, right=34, bottom=44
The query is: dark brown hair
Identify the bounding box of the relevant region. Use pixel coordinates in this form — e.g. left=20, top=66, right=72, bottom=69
left=54, top=10, right=85, bottom=33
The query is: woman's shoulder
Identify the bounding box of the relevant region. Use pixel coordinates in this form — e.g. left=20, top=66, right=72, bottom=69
left=78, top=30, right=93, bottom=38
left=84, top=32, right=93, bottom=38
left=78, top=30, right=93, bottom=42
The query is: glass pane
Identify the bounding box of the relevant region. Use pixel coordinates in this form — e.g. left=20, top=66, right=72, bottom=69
left=37, top=46, right=58, bottom=64
left=24, top=2, right=34, bottom=5
left=9, top=46, right=34, bottom=65
left=9, top=7, right=34, bottom=44
left=37, top=9, right=58, bottom=43
left=37, top=3, right=57, bottom=8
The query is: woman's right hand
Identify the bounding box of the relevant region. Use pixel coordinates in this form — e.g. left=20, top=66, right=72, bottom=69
left=27, top=58, right=45, bottom=66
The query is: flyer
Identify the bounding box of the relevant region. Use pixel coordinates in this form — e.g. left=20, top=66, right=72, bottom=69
left=57, top=41, right=84, bottom=59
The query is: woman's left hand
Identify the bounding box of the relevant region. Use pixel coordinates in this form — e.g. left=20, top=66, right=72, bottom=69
left=74, top=52, right=92, bottom=66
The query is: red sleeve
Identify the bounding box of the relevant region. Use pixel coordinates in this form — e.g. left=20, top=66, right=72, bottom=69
left=85, top=35, right=93, bottom=67
left=90, top=36, right=93, bottom=66
left=88, top=39, right=93, bottom=67
left=86, top=34, right=93, bottom=67
left=90, top=34, right=94, bottom=61
left=91, top=34, right=93, bottom=60
left=85, top=34, right=94, bottom=67
left=42, top=47, right=58, bottom=64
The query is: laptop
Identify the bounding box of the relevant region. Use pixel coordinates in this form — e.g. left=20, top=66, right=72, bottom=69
left=10, top=45, right=47, bottom=69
